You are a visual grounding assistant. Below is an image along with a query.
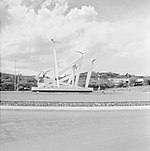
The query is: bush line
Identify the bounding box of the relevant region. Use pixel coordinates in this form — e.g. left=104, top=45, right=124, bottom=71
left=1, top=101, right=150, bottom=107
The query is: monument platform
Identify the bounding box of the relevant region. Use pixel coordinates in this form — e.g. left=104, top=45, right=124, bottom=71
left=32, top=87, right=93, bottom=92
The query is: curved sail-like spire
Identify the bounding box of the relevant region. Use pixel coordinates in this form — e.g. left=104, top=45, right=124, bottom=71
left=85, top=58, right=96, bottom=88
left=51, top=39, right=60, bottom=87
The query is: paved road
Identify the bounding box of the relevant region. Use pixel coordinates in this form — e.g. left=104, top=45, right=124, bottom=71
left=1, top=110, right=150, bottom=151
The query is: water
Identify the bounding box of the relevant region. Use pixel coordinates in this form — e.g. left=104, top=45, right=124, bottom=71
left=0, top=110, right=150, bottom=151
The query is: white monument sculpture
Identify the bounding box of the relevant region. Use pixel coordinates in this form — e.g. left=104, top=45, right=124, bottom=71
left=32, top=39, right=96, bottom=92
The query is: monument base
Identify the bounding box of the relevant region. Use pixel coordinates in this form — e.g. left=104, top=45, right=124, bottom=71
left=32, top=87, right=93, bottom=92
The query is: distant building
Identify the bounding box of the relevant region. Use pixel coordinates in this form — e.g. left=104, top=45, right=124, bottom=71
left=134, top=78, right=144, bottom=86
left=108, top=78, right=129, bottom=87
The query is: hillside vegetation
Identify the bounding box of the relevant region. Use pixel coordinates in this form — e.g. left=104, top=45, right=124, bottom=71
left=0, top=72, right=150, bottom=91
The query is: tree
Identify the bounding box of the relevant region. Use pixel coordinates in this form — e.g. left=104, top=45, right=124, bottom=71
left=117, top=81, right=124, bottom=87
left=98, top=78, right=114, bottom=90
left=100, top=74, right=108, bottom=79
left=144, top=77, right=150, bottom=85
left=129, top=76, right=137, bottom=86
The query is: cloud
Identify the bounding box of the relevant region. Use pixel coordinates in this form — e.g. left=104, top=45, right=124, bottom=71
left=66, top=5, right=97, bottom=21
left=1, top=0, right=150, bottom=75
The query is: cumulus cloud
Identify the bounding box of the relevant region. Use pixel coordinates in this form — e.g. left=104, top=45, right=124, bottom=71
left=66, top=6, right=97, bottom=21
left=1, top=0, right=150, bottom=75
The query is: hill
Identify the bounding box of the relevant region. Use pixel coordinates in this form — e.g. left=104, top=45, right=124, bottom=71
left=0, top=72, right=150, bottom=91
left=0, top=72, right=37, bottom=91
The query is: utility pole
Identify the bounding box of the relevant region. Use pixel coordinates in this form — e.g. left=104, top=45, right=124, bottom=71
left=17, top=72, right=20, bottom=91
left=126, top=73, right=130, bottom=92
left=128, top=74, right=130, bottom=92
left=14, top=60, right=17, bottom=91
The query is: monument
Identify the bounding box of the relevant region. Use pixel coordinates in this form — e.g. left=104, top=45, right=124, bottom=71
left=32, top=39, right=96, bottom=92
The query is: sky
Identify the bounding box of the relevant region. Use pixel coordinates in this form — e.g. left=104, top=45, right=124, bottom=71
left=1, top=0, right=150, bottom=76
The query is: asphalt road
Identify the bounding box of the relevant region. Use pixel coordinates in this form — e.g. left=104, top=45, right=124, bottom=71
left=1, top=110, right=150, bottom=151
